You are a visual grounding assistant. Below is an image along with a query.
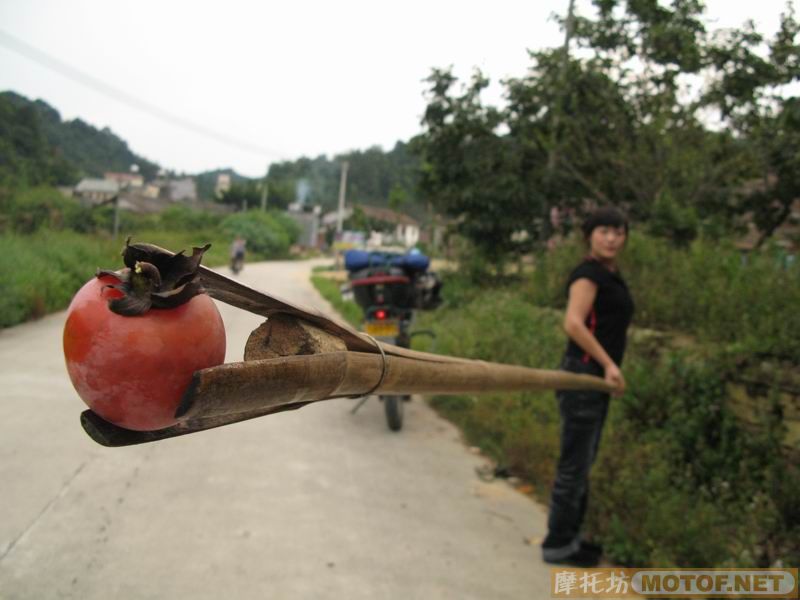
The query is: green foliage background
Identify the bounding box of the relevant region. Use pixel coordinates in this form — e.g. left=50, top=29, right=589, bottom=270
left=0, top=91, right=159, bottom=182
left=0, top=187, right=300, bottom=328
left=310, top=270, right=364, bottom=328
left=220, top=210, right=301, bottom=258
left=265, top=142, right=425, bottom=218
left=529, top=234, right=800, bottom=360
left=410, top=241, right=799, bottom=567
left=4, top=0, right=800, bottom=569
left=412, top=1, right=800, bottom=256
left=311, top=231, right=800, bottom=567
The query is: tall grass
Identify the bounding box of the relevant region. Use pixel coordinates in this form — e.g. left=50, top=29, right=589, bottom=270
left=0, top=231, right=120, bottom=326
left=0, top=230, right=231, bottom=328
left=310, top=274, right=363, bottom=327
left=0, top=185, right=302, bottom=328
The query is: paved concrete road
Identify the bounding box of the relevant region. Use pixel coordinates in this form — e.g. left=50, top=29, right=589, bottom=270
left=0, top=259, right=553, bottom=600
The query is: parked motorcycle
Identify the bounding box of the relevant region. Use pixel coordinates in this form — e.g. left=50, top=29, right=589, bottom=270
left=345, top=250, right=441, bottom=431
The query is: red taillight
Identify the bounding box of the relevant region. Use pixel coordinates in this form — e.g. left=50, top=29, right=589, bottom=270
left=375, top=309, right=387, bottom=320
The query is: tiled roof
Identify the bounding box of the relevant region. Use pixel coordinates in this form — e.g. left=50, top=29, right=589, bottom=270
left=75, top=178, right=119, bottom=194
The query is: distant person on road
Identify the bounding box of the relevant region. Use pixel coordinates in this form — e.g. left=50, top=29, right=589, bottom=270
left=231, top=236, right=246, bottom=258
left=230, top=236, right=247, bottom=273
left=542, top=206, right=635, bottom=568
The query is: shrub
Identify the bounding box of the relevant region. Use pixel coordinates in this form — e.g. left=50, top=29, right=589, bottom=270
left=412, top=281, right=799, bottom=567
left=220, top=210, right=297, bottom=259
left=0, top=229, right=231, bottom=329
left=158, top=204, right=224, bottom=231
left=0, top=186, right=92, bottom=234
left=0, top=231, right=120, bottom=326
left=528, top=232, right=800, bottom=360
left=647, top=190, right=699, bottom=247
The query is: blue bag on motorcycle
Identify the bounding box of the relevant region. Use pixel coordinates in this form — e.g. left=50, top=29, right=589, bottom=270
left=344, top=250, right=371, bottom=272
left=391, top=253, right=430, bottom=272
left=344, top=249, right=430, bottom=273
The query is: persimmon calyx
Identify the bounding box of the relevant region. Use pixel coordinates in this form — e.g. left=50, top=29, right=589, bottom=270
left=96, top=238, right=212, bottom=316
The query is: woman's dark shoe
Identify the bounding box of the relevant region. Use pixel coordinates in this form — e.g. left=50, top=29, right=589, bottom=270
left=543, top=546, right=600, bottom=568
left=580, top=540, right=603, bottom=558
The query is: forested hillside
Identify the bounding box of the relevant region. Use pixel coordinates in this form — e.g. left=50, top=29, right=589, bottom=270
left=1, top=91, right=423, bottom=215
left=1, top=91, right=160, bottom=181
left=0, top=93, right=78, bottom=186
left=264, top=141, right=425, bottom=217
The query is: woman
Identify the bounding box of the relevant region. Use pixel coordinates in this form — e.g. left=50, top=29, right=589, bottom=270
left=542, top=206, right=635, bottom=567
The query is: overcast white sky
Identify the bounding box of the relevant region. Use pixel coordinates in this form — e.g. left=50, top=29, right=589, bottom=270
left=0, top=0, right=793, bottom=177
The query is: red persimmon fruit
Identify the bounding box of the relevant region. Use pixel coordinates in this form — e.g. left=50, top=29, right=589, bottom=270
left=63, top=242, right=226, bottom=431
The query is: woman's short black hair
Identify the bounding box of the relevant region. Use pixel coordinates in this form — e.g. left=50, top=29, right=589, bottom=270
left=581, top=206, right=629, bottom=239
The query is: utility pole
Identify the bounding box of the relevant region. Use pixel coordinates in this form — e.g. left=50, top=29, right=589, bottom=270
left=336, top=161, right=349, bottom=234
left=261, top=163, right=269, bottom=212
left=547, top=0, right=576, bottom=172
left=112, top=195, right=120, bottom=240
left=561, top=0, right=576, bottom=57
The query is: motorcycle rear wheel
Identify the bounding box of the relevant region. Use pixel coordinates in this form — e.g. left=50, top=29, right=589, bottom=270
left=383, top=395, right=404, bottom=431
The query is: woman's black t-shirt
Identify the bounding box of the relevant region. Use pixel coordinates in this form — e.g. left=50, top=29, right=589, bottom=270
left=564, top=258, right=635, bottom=368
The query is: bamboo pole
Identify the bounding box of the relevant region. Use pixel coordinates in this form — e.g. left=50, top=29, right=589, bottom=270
left=81, top=349, right=612, bottom=448
left=176, top=350, right=614, bottom=422
left=80, top=243, right=614, bottom=447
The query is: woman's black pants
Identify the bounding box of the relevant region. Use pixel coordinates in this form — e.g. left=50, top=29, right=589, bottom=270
left=542, top=357, right=610, bottom=561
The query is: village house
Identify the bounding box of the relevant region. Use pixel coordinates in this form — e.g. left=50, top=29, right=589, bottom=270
left=167, top=178, right=198, bottom=202
left=74, top=178, right=119, bottom=205
left=322, top=204, right=421, bottom=249
left=286, top=204, right=322, bottom=249
left=104, top=172, right=144, bottom=189
left=215, top=173, right=231, bottom=197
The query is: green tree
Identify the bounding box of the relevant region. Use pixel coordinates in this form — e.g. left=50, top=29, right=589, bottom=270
left=0, top=94, right=78, bottom=186
left=388, top=183, right=408, bottom=212
left=1, top=92, right=159, bottom=181
left=704, top=5, right=800, bottom=244
left=217, top=181, right=262, bottom=209
left=545, top=0, right=749, bottom=228
left=264, top=144, right=423, bottom=217
left=348, top=205, right=369, bottom=232
left=413, top=68, right=539, bottom=263
left=219, top=210, right=298, bottom=257
left=413, top=0, right=798, bottom=253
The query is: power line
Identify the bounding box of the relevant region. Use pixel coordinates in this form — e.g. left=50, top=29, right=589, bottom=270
left=0, top=28, right=284, bottom=159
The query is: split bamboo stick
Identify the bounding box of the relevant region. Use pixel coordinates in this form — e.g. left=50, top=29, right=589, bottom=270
left=79, top=243, right=615, bottom=447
